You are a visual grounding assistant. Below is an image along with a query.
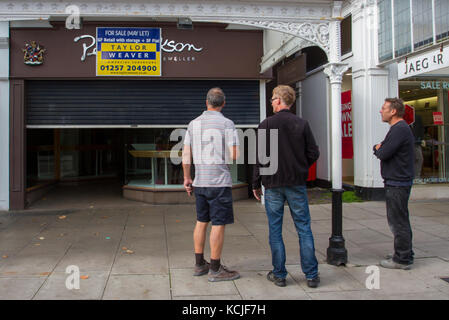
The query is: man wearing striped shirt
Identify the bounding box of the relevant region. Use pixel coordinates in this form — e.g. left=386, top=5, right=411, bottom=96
left=182, top=87, right=240, bottom=282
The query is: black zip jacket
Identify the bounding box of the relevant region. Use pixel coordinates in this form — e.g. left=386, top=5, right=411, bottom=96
left=252, top=109, right=320, bottom=189
left=373, top=120, right=415, bottom=183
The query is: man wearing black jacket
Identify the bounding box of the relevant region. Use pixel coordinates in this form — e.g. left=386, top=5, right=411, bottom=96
left=374, top=98, right=415, bottom=270
left=253, top=85, right=320, bottom=288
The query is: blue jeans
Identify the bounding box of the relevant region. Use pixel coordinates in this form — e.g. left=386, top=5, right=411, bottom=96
left=264, top=185, right=318, bottom=280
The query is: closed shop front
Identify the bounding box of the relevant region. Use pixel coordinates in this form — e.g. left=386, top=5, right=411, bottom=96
left=9, top=22, right=268, bottom=209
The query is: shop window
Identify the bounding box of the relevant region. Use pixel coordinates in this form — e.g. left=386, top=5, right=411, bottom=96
left=26, top=129, right=55, bottom=189
left=394, top=0, right=412, bottom=57
left=435, top=0, right=449, bottom=42
left=378, top=0, right=393, bottom=62
left=412, top=0, right=434, bottom=50
left=341, top=15, right=352, bottom=56
left=400, top=80, right=449, bottom=183
left=125, top=128, right=247, bottom=188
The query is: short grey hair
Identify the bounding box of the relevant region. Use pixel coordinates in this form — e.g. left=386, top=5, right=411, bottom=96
left=206, top=87, right=225, bottom=108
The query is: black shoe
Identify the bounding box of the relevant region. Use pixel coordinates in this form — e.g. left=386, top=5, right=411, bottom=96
left=307, top=276, right=320, bottom=288
left=267, top=271, right=286, bottom=287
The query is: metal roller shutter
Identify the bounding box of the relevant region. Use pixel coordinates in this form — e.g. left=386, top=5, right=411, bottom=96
left=26, top=80, right=260, bottom=126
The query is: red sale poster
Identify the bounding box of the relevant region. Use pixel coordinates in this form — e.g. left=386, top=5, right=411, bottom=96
left=341, top=90, right=353, bottom=159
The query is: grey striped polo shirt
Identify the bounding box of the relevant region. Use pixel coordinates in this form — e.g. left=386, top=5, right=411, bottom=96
left=184, top=110, right=239, bottom=187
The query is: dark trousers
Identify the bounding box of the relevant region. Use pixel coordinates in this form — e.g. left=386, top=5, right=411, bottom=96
left=385, top=185, right=414, bottom=265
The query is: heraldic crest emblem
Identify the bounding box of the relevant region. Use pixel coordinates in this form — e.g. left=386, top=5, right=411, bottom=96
left=23, top=41, right=46, bottom=65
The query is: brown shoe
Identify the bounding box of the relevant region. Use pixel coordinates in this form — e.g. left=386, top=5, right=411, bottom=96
left=208, top=265, right=240, bottom=282
left=193, top=261, right=210, bottom=276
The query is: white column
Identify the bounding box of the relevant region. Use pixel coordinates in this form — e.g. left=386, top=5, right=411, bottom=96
left=0, top=21, right=9, bottom=210
left=324, top=2, right=348, bottom=190
left=324, top=63, right=349, bottom=190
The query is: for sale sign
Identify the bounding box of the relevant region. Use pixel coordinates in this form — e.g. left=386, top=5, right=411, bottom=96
left=96, top=27, right=161, bottom=76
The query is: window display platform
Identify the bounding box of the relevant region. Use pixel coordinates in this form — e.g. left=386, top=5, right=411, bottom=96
left=123, top=181, right=249, bottom=204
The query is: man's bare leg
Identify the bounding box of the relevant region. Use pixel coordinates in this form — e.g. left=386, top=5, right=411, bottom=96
left=210, top=225, right=225, bottom=260
left=194, top=221, right=209, bottom=255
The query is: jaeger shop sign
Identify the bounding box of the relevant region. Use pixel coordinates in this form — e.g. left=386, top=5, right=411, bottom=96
left=10, top=23, right=265, bottom=79
left=398, top=46, right=449, bottom=80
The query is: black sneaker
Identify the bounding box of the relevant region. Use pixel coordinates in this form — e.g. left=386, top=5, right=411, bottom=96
left=193, top=261, right=210, bottom=276
left=307, top=276, right=320, bottom=288
left=267, top=271, right=286, bottom=287
left=208, top=265, right=240, bottom=282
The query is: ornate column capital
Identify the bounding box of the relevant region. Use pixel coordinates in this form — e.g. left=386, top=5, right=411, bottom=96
left=323, top=62, right=349, bottom=84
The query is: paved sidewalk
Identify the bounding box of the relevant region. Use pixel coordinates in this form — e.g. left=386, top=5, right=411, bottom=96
left=0, top=199, right=448, bottom=300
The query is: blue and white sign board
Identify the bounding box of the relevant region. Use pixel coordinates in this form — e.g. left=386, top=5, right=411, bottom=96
left=96, top=27, right=161, bottom=76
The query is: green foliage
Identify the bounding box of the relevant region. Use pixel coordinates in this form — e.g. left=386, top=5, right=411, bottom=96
left=342, top=191, right=363, bottom=203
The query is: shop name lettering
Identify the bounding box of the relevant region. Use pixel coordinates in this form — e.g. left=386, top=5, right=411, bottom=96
left=74, top=35, right=203, bottom=61
left=403, top=53, right=444, bottom=75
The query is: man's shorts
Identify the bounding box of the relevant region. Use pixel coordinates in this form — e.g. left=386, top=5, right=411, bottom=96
left=194, top=187, right=234, bottom=225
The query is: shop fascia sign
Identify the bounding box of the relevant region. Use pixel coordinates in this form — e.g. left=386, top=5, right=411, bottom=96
left=74, top=34, right=203, bottom=61
left=398, top=46, right=449, bottom=80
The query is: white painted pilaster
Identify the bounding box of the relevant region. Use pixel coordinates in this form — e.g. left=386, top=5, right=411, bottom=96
left=0, top=21, right=9, bottom=210
left=351, top=0, right=391, bottom=189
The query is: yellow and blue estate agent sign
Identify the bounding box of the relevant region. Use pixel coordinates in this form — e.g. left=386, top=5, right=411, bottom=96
left=96, top=27, right=161, bottom=76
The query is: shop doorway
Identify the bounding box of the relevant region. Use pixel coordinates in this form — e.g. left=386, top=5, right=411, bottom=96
left=400, top=80, right=449, bottom=183
left=26, top=128, right=125, bottom=208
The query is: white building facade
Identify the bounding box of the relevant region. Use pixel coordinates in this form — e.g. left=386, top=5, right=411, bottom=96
left=262, top=0, right=449, bottom=200
left=1, top=0, right=447, bottom=210
left=0, top=0, right=348, bottom=210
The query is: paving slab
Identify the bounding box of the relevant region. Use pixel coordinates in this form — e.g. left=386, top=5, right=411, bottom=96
left=427, top=216, right=449, bottom=226
left=344, top=264, right=439, bottom=296
left=54, top=245, right=118, bottom=272
left=289, top=264, right=367, bottom=292
left=402, top=258, right=449, bottom=295
left=234, top=271, right=310, bottom=300
left=103, top=274, right=170, bottom=300
left=173, top=294, right=242, bottom=300
left=344, top=228, right=392, bottom=245
left=0, top=251, right=65, bottom=277
left=34, top=271, right=109, bottom=300
left=414, top=241, right=449, bottom=261
left=342, top=205, right=383, bottom=220
left=414, top=224, right=449, bottom=240
left=308, top=290, right=382, bottom=300
left=221, top=235, right=272, bottom=271
left=0, top=277, right=47, bottom=299
left=111, top=239, right=168, bottom=275
left=409, top=203, right=449, bottom=217
left=380, top=291, right=449, bottom=300
left=170, top=268, right=239, bottom=297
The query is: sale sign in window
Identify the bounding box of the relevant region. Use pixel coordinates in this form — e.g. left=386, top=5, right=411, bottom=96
left=96, top=27, right=161, bottom=76
left=341, top=90, right=353, bottom=159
